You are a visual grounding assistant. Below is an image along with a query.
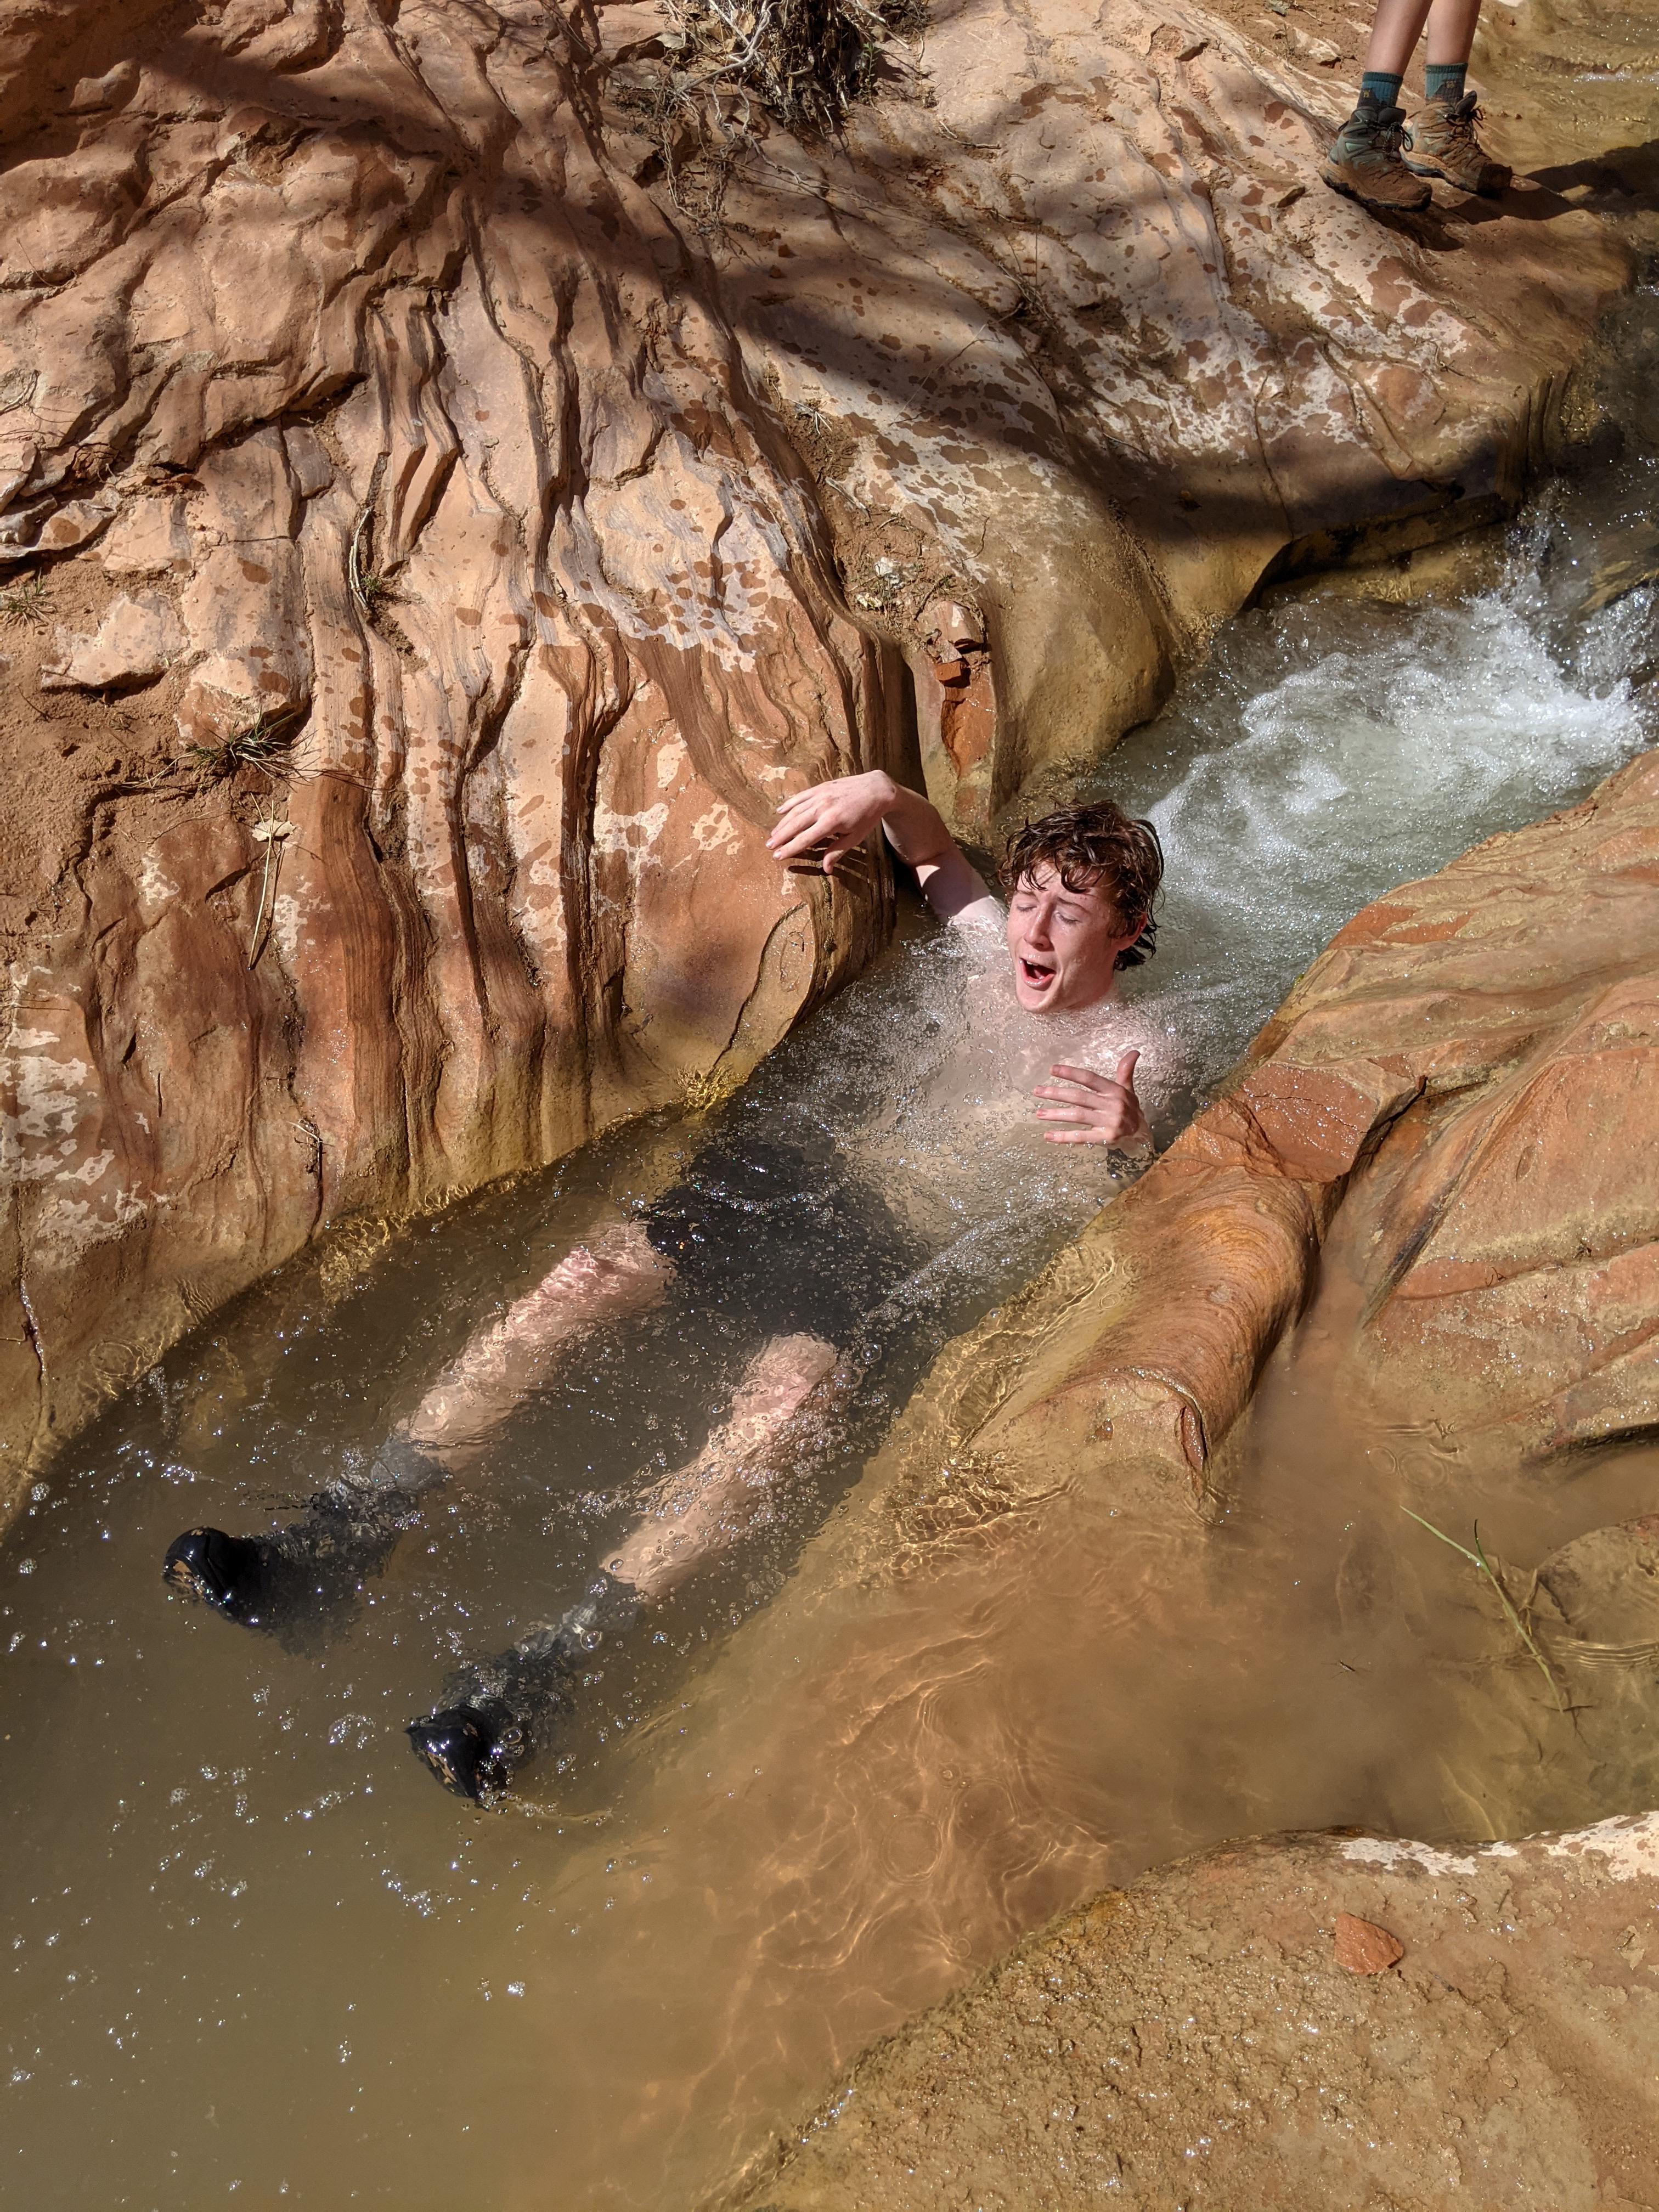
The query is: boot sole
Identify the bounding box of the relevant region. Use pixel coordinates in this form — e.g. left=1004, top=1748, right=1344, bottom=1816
left=1323, top=167, right=1432, bottom=213
left=1402, top=156, right=1510, bottom=194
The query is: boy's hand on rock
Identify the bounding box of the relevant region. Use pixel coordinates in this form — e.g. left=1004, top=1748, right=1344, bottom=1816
left=768, top=772, right=895, bottom=873
left=1032, top=1052, right=1147, bottom=1146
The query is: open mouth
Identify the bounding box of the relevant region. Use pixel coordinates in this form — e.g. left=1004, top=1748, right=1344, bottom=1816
left=1018, top=956, right=1057, bottom=991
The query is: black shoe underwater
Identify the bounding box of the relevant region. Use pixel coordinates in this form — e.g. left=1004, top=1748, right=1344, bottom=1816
left=405, top=1577, right=637, bottom=1803
left=406, top=1704, right=524, bottom=1803
left=160, top=1452, right=438, bottom=1641
left=163, top=1526, right=268, bottom=1621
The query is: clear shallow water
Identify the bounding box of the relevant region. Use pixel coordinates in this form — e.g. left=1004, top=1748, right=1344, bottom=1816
left=6, top=319, right=1659, bottom=2207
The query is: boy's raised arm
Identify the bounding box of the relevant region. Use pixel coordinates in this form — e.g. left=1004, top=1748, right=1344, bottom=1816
left=767, top=771, right=994, bottom=921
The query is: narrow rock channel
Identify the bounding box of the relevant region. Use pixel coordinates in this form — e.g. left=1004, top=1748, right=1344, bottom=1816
left=5, top=297, right=1657, bottom=2208
left=3, top=1, right=1658, bottom=2205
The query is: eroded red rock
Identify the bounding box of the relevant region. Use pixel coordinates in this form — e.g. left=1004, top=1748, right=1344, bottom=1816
left=724, top=1811, right=1659, bottom=2209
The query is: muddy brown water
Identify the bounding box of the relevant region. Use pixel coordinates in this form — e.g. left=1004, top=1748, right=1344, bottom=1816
left=7, top=306, right=1659, bottom=2208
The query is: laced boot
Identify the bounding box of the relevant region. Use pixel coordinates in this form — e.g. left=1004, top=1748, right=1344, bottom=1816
left=1323, top=91, right=1432, bottom=212
left=407, top=1576, right=639, bottom=1804
left=161, top=1445, right=437, bottom=1638
left=1404, top=92, right=1511, bottom=195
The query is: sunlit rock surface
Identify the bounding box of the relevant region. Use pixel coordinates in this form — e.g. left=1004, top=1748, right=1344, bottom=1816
left=0, top=0, right=1632, bottom=1503
left=723, top=1810, right=1659, bottom=2210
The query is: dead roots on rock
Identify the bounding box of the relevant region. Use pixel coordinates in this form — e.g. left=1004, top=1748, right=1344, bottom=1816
left=641, top=0, right=926, bottom=221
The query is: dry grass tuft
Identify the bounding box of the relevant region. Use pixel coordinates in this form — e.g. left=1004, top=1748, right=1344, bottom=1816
left=184, top=708, right=301, bottom=786
left=0, top=573, right=47, bottom=624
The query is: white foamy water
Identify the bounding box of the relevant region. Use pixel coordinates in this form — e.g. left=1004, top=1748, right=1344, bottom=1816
left=1090, top=496, right=1657, bottom=1117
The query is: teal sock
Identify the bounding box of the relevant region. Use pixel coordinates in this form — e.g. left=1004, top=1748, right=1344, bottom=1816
left=1424, top=60, right=1467, bottom=101
left=1359, top=70, right=1403, bottom=108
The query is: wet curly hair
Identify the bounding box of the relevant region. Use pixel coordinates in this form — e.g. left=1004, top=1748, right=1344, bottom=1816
left=997, top=798, right=1165, bottom=968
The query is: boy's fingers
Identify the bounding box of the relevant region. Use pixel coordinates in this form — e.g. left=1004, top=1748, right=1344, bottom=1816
left=770, top=822, right=845, bottom=854
left=1114, top=1048, right=1142, bottom=1087
left=772, top=786, right=827, bottom=817
left=1033, top=1077, right=1115, bottom=1102
left=1035, top=1104, right=1123, bottom=1126
left=785, top=840, right=872, bottom=878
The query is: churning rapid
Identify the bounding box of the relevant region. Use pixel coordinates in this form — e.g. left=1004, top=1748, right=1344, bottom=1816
left=4, top=345, right=1657, bottom=2204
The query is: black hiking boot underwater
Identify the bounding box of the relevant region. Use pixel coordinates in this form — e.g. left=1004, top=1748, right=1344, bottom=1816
left=163, top=1526, right=268, bottom=1622
left=161, top=1449, right=438, bottom=1640
left=407, top=1703, right=524, bottom=1803
left=1323, top=91, right=1433, bottom=212
left=407, top=1576, right=639, bottom=1805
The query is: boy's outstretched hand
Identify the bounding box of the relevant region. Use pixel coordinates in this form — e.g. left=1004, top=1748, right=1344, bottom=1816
left=768, top=772, right=897, bottom=873
left=1032, top=1052, right=1147, bottom=1146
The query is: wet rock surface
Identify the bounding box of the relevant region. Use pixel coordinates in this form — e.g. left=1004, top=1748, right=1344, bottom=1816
left=721, top=1812, right=1659, bottom=2210
left=0, top=0, right=1635, bottom=1509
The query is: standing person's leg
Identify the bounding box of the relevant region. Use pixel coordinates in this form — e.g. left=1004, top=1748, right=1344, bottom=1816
left=1323, top=0, right=1506, bottom=210
left=1402, top=0, right=1511, bottom=194
left=1323, top=0, right=1435, bottom=213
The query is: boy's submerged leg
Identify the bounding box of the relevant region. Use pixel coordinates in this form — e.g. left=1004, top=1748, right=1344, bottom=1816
left=399, top=1222, right=674, bottom=1471
left=161, top=1223, right=675, bottom=1626
left=407, top=1331, right=839, bottom=1802
left=602, top=1331, right=839, bottom=1601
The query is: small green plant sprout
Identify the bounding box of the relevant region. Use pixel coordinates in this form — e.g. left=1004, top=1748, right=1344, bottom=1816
left=185, top=707, right=301, bottom=786
left=1402, top=1506, right=1568, bottom=1711
left=0, top=572, right=47, bottom=623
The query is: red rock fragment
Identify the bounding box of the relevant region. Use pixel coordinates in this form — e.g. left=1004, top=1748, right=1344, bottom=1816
left=1334, top=1912, right=1404, bottom=1974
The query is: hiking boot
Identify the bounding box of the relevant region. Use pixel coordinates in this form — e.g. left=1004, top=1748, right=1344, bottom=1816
left=163, top=1526, right=268, bottom=1621
left=1323, top=91, right=1432, bottom=212
left=405, top=1579, right=635, bottom=1803
left=1404, top=92, right=1511, bottom=195
left=407, top=1703, right=525, bottom=1803
left=161, top=1478, right=421, bottom=1640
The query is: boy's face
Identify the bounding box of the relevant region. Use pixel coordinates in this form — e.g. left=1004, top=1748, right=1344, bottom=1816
left=1006, top=866, right=1142, bottom=1013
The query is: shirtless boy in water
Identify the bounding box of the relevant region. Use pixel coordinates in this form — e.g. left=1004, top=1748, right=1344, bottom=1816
left=163, top=775, right=1164, bottom=1801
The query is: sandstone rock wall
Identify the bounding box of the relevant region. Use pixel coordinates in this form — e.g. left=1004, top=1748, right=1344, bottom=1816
left=0, top=0, right=1629, bottom=1508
